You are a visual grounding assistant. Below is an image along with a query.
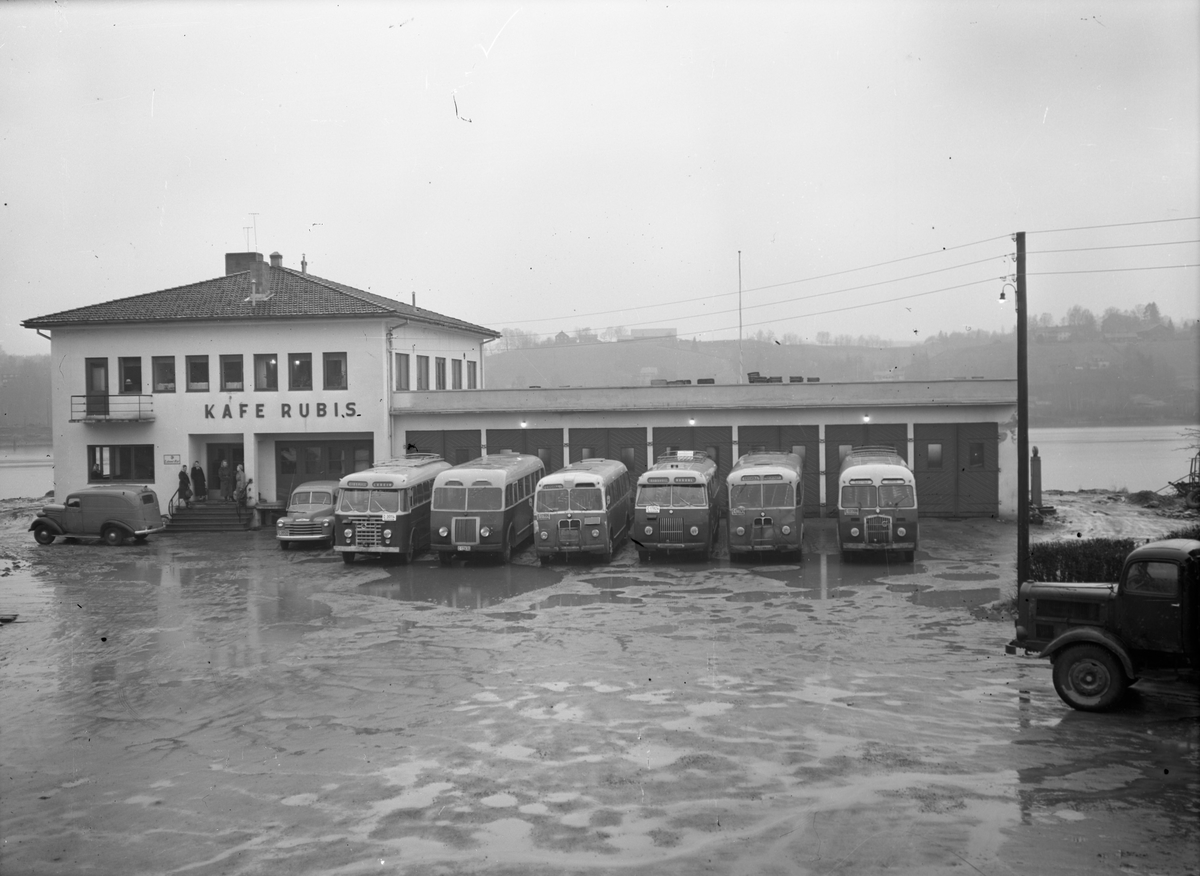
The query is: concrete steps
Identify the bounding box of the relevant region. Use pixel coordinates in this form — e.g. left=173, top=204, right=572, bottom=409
left=166, top=501, right=252, bottom=533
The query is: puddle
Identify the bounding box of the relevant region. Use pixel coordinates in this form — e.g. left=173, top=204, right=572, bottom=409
left=933, top=572, right=1000, bottom=582
left=722, top=591, right=785, bottom=603
left=359, top=564, right=562, bottom=609
left=534, top=593, right=643, bottom=608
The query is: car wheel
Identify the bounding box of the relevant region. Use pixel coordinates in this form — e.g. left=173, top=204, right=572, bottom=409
left=341, top=551, right=355, bottom=564
left=279, top=540, right=290, bottom=551
left=102, top=526, right=125, bottom=547
left=33, top=526, right=55, bottom=545
left=1052, top=644, right=1128, bottom=712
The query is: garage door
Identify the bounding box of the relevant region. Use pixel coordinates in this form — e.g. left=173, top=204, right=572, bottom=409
left=486, top=428, right=564, bottom=473
left=569, top=427, right=648, bottom=479
left=404, top=430, right=481, bottom=465
left=824, top=424, right=908, bottom=515
left=913, top=422, right=999, bottom=517
left=737, top=425, right=821, bottom=516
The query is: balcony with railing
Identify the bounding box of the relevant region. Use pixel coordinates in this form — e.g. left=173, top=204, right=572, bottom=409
left=70, top=394, right=156, bottom=423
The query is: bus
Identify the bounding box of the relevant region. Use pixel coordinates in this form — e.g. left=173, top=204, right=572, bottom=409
left=837, top=445, right=918, bottom=562
left=334, top=454, right=451, bottom=564
left=726, top=451, right=804, bottom=558
left=633, top=450, right=721, bottom=561
left=430, top=453, right=546, bottom=564
left=533, top=458, right=633, bottom=563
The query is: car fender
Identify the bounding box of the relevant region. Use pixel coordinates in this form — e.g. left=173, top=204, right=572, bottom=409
left=1040, top=628, right=1136, bottom=679
left=30, top=518, right=65, bottom=536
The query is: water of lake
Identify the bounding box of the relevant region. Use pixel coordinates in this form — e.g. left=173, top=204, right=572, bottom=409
left=1029, top=424, right=1196, bottom=493
left=1, top=427, right=1195, bottom=500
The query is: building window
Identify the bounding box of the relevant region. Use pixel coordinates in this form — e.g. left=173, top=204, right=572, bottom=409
left=118, top=357, right=142, bottom=394
left=289, top=353, right=312, bottom=390
left=186, top=356, right=209, bottom=392
left=416, top=355, right=430, bottom=391
left=152, top=357, right=175, bottom=392
left=395, top=353, right=410, bottom=391
left=220, top=355, right=244, bottom=391
left=927, top=443, right=943, bottom=469
left=968, top=442, right=985, bottom=469
left=452, top=359, right=462, bottom=390
left=88, top=444, right=154, bottom=481
left=467, top=360, right=477, bottom=389
left=323, top=352, right=348, bottom=390
left=435, top=357, right=447, bottom=390
left=254, top=354, right=278, bottom=391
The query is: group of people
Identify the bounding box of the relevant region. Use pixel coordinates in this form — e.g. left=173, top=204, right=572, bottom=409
left=177, top=460, right=246, bottom=508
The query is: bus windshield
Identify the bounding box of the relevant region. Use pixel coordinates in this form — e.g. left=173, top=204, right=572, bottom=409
left=878, top=483, right=915, bottom=507
left=730, top=483, right=794, bottom=509
left=338, top=489, right=404, bottom=514
left=536, top=486, right=604, bottom=512
left=841, top=484, right=914, bottom=508
left=636, top=483, right=707, bottom=508
left=435, top=485, right=503, bottom=511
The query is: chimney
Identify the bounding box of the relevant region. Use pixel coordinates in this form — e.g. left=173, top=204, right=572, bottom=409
left=225, top=252, right=263, bottom=276
left=269, top=252, right=282, bottom=268
left=301, top=254, right=307, bottom=275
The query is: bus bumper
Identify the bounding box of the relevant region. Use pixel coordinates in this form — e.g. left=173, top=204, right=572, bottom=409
left=840, top=542, right=917, bottom=551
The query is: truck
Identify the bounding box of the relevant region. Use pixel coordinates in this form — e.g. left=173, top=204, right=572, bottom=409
left=1006, top=538, right=1200, bottom=711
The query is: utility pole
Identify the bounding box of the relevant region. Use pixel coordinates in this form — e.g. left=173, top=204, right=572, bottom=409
left=1016, top=232, right=1029, bottom=591
left=738, top=251, right=743, bottom=385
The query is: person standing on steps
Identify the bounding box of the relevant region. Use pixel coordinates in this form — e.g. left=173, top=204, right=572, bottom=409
left=219, top=459, right=232, bottom=502
left=234, top=464, right=248, bottom=506
left=178, top=465, right=193, bottom=509
left=191, top=461, right=207, bottom=503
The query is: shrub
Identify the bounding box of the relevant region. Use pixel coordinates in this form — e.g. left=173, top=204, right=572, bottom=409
left=1029, top=528, right=1200, bottom=583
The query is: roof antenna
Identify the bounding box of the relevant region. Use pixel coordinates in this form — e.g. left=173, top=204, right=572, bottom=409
left=243, top=226, right=252, bottom=250
left=412, top=291, right=416, bottom=309
left=250, top=213, right=259, bottom=251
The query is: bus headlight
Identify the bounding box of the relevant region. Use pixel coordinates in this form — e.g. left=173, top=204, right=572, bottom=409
left=540, top=530, right=549, bottom=540
left=850, top=527, right=860, bottom=537
left=438, top=526, right=449, bottom=537
left=343, top=528, right=353, bottom=539
left=644, top=525, right=653, bottom=536
left=896, top=527, right=906, bottom=537
left=690, top=526, right=699, bottom=536
left=591, top=529, right=600, bottom=538
left=480, top=526, right=491, bottom=537
left=383, top=528, right=393, bottom=540
left=735, top=526, right=745, bottom=536
left=781, top=525, right=791, bottom=535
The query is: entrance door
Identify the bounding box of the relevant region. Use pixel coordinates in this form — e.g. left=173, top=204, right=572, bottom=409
left=85, top=358, right=109, bottom=416
left=207, top=443, right=244, bottom=501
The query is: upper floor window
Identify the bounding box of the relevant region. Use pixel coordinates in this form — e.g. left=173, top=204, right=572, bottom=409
left=435, top=357, right=447, bottom=391
left=467, top=360, right=477, bottom=389
left=186, top=356, right=209, bottom=392
left=119, top=357, right=142, bottom=394
left=220, top=355, right=244, bottom=392
left=323, top=352, right=348, bottom=390
left=452, top=359, right=462, bottom=390
left=395, top=353, right=410, bottom=391
left=289, top=353, right=312, bottom=391
left=416, top=355, right=430, bottom=391
left=254, top=354, right=278, bottom=391
left=152, top=356, right=175, bottom=393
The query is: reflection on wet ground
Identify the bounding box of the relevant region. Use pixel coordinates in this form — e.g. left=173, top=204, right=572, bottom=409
left=3, top=517, right=1196, bottom=875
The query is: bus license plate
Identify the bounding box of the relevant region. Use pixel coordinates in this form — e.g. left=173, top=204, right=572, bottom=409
left=460, top=546, right=471, bottom=551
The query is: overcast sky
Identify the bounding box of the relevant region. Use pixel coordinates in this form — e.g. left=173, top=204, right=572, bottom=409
left=2, top=0, right=1197, bottom=356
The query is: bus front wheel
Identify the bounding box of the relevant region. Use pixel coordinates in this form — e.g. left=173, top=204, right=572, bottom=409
left=341, top=551, right=355, bottom=564
left=402, top=541, right=415, bottom=564
left=438, top=551, right=453, bottom=566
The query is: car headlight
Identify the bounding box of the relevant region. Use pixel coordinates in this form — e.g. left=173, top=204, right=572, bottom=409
left=735, top=526, right=745, bottom=536
left=896, top=527, right=906, bottom=537
left=438, top=526, right=449, bottom=537
left=383, top=528, right=392, bottom=540
left=540, top=530, right=548, bottom=540
left=781, top=525, right=791, bottom=535
left=480, top=526, right=491, bottom=537
left=276, top=521, right=284, bottom=528
left=322, top=520, right=331, bottom=528
left=850, top=527, right=860, bottom=537
left=343, top=528, right=353, bottom=539
left=644, top=525, right=653, bottom=536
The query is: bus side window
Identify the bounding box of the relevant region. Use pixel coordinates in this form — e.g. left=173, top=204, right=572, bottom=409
left=506, top=484, right=515, bottom=506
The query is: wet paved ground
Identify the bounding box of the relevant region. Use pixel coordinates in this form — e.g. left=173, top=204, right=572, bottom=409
left=1, top=515, right=1197, bottom=875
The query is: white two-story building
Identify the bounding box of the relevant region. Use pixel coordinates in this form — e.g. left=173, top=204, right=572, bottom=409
left=23, top=251, right=499, bottom=507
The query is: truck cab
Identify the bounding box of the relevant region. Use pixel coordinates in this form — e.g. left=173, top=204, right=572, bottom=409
left=1007, top=538, right=1200, bottom=711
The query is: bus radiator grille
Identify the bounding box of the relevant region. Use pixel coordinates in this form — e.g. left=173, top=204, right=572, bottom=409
left=453, top=517, right=479, bottom=545
left=865, top=515, right=891, bottom=544
left=659, top=516, right=684, bottom=542
left=558, top=519, right=581, bottom=546
left=354, top=519, right=383, bottom=547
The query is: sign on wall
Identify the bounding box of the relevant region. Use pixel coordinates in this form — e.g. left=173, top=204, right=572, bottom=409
left=163, top=454, right=181, bottom=465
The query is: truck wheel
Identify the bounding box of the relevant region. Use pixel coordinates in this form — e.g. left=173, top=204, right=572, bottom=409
left=102, top=526, right=126, bottom=547
left=1052, top=644, right=1128, bottom=712
left=341, top=551, right=355, bottom=564
left=33, top=526, right=55, bottom=545
left=1186, top=488, right=1200, bottom=510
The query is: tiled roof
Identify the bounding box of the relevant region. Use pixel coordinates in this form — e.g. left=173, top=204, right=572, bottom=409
left=22, top=266, right=500, bottom=338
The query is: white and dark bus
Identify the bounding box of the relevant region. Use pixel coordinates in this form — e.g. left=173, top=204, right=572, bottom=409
left=837, top=445, right=918, bottom=562
left=430, top=453, right=546, bottom=564
left=726, top=451, right=804, bottom=558
left=533, top=458, right=633, bottom=563
left=633, top=450, right=721, bottom=561
left=335, top=454, right=451, bottom=564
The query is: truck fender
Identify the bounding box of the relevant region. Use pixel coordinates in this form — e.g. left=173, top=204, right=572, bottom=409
left=29, top=518, right=65, bottom=536
left=1041, top=628, right=1136, bottom=680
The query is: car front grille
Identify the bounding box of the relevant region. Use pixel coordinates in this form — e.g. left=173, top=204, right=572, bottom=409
left=282, top=522, right=325, bottom=538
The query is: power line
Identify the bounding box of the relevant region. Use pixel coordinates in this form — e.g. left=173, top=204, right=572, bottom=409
left=1028, top=264, right=1200, bottom=276
left=1027, top=216, right=1200, bottom=235
left=1028, top=239, right=1200, bottom=255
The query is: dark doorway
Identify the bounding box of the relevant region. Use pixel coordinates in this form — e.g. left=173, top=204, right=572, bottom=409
left=207, top=443, right=244, bottom=502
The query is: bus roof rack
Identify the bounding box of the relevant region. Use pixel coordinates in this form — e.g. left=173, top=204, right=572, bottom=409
left=655, top=450, right=710, bottom=463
